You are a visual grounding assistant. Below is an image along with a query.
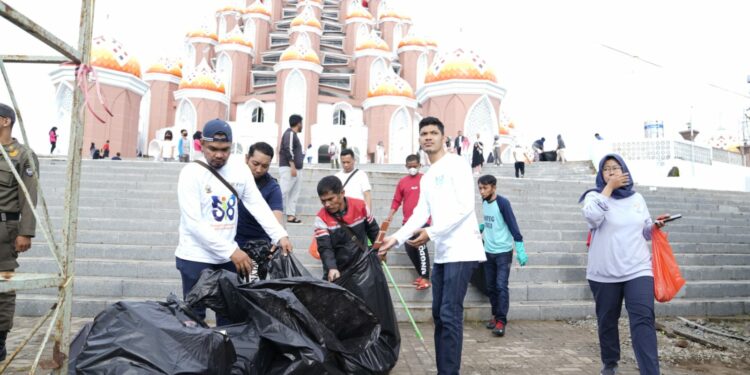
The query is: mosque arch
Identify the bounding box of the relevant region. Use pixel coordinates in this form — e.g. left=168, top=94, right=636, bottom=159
left=356, top=24, right=369, bottom=47
left=175, top=99, right=197, bottom=138
left=464, top=95, right=497, bottom=159
left=137, top=89, right=151, bottom=156
left=243, top=19, right=256, bottom=40
left=284, top=69, right=307, bottom=142
left=216, top=52, right=233, bottom=99
left=53, top=83, right=74, bottom=155
left=332, top=102, right=353, bottom=126
left=389, top=106, right=412, bottom=164
left=238, top=99, right=265, bottom=125
left=392, top=24, right=403, bottom=54
left=184, top=42, right=196, bottom=71
left=218, top=16, right=227, bottom=40
left=369, top=57, right=388, bottom=90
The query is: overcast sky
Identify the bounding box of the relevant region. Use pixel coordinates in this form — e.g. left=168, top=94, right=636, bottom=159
left=2, top=0, right=749, bottom=159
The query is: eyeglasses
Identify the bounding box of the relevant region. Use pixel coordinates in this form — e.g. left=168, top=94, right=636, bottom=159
left=602, top=166, right=622, bottom=173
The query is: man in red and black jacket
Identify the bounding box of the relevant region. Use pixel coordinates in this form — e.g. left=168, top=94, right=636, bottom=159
left=314, top=175, right=380, bottom=282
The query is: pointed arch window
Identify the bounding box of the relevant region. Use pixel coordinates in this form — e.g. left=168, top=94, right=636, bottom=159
left=333, top=109, right=346, bottom=125
left=252, top=107, right=265, bottom=123
left=369, top=58, right=387, bottom=90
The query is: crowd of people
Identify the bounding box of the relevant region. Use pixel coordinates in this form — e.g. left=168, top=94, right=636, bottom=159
left=1, top=100, right=669, bottom=374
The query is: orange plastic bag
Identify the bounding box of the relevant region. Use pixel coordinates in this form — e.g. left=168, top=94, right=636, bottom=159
left=652, top=227, right=686, bottom=302
left=309, top=236, right=320, bottom=260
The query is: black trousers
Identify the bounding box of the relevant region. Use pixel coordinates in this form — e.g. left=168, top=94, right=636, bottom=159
left=404, top=241, right=430, bottom=278
left=514, top=162, right=525, bottom=178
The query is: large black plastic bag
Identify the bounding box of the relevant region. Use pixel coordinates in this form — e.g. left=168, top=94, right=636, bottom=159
left=266, top=250, right=311, bottom=279
left=69, top=295, right=236, bottom=374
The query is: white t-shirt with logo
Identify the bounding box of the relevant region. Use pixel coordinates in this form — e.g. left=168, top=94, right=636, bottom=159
left=175, top=157, right=288, bottom=264
left=335, top=169, right=372, bottom=201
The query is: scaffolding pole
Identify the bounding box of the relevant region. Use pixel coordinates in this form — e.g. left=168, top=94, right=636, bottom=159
left=0, top=0, right=95, bottom=373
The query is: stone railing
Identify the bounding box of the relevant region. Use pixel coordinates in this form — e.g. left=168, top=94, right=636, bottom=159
left=611, top=139, right=745, bottom=166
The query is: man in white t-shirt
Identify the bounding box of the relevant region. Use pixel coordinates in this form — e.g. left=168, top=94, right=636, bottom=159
left=335, top=148, right=372, bottom=210
left=175, top=119, right=292, bottom=325
left=380, top=116, right=486, bottom=375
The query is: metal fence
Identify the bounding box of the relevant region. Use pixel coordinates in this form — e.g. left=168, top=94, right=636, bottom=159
left=612, top=139, right=746, bottom=167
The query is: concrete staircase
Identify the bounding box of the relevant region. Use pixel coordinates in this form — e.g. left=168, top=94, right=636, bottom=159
left=15, top=158, right=750, bottom=321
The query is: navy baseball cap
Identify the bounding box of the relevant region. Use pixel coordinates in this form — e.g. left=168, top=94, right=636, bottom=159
left=202, top=119, right=232, bottom=142
left=0, top=103, right=16, bottom=126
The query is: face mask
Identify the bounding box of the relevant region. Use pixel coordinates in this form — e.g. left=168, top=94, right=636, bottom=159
left=408, top=167, right=418, bottom=176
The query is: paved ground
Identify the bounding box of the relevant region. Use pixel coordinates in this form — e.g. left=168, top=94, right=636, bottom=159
left=2, top=317, right=748, bottom=374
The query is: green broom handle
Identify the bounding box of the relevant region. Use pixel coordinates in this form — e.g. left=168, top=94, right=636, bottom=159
left=381, top=260, right=424, bottom=342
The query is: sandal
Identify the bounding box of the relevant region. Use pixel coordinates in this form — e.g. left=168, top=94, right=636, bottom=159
left=287, top=217, right=302, bottom=224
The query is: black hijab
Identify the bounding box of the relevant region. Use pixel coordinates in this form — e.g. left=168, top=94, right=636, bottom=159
left=578, top=153, right=635, bottom=203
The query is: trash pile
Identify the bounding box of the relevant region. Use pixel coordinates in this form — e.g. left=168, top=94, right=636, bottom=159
left=68, top=250, right=401, bottom=374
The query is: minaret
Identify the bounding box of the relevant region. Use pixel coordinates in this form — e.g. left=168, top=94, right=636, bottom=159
left=185, top=25, right=218, bottom=72
left=242, top=0, right=272, bottom=56
left=274, top=37, right=322, bottom=148
left=363, top=71, right=417, bottom=163
left=215, top=5, right=242, bottom=41
left=396, top=31, right=428, bottom=92
left=216, top=25, right=255, bottom=119
left=174, top=59, right=229, bottom=135
left=425, top=38, right=439, bottom=65
left=417, top=49, right=507, bottom=159
left=352, top=30, right=392, bottom=100
left=49, top=36, right=148, bottom=158
left=376, top=0, right=404, bottom=54
left=143, top=58, right=182, bottom=146
left=289, top=4, right=323, bottom=53
left=343, top=1, right=375, bottom=56
left=265, top=0, right=283, bottom=23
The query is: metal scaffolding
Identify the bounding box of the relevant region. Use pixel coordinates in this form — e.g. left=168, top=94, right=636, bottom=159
left=0, top=0, right=94, bottom=373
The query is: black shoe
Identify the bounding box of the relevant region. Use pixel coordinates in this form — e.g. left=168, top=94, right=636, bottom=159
left=485, top=317, right=496, bottom=329
left=492, top=321, right=506, bottom=337
left=0, top=330, right=7, bottom=362
left=600, top=366, right=618, bottom=375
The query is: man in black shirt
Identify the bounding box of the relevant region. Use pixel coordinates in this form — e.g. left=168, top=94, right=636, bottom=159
left=279, top=114, right=304, bottom=223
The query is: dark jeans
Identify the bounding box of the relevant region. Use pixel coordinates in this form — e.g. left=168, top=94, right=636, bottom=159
left=514, top=162, right=525, bottom=178
left=589, top=276, right=660, bottom=375
left=432, top=261, right=478, bottom=375
left=176, top=257, right=237, bottom=326
left=484, top=251, right=513, bottom=324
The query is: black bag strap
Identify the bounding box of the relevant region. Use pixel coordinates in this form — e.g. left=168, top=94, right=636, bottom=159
left=194, top=160, right=240, bottom=198
left=342, top=169, right=359, bottom=189
left=331, top=214, right=368, bottom=254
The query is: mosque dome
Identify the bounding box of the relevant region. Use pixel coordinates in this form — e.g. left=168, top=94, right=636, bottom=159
left=398, top=32, right=426, bottom=49
left=347, top=4, right=374, bottom=20
left=425, top=49, right=497, bottom=84
left=499, top=125, right=510, bottom=135
left=356, top=30, right=390, bottom=52
left=219, top=26, right=254, bottom=48
left=145, top=58, right=182, bottom=78
left=90, top=36, right=142, bottom=78
left=368, top=72, right=415, bottom=99
left=178, top=59, right=225, bottom=93
left=291, top=6, right=322, bottom=29
left=186, top=26, right=218, bottom=41
left=280, top=39, right=321, bottom=64
left=244, top=0, right=272, bottom=17
left=424, top=39, right=438, bottom=49
left=216, top=5, right=243, bottom=14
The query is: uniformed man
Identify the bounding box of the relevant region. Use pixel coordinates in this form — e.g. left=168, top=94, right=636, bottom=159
left=0, top=103, right=38, bottom=361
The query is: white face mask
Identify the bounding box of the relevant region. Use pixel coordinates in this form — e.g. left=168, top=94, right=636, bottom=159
left=408, top=167, right=419, bottom=176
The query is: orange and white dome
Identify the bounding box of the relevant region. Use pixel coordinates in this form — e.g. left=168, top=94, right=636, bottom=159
left=347, top=3, right=373, bottom=20
left=244, top=0, right=272, bottom=17
left=398, top=32, right=426, bottom=49
left=145, top=58, right=182, bottom=78
left=425, top=39, right=438, bottom=49
left=178, top=59, right=225, bottom=94
left=499, top=125, right=510, bottom=135
left=219, top=25, right=254, bottom=48
left=356, top=30, right=390, bottom=52
left=425, top=49, right=497, bottom=84
left=90, top=36, right=142, bottom=78
left=186, top=25, right=218, bottom=41
left=291, top=6, right=322, bottom=29
left=216, top=5, right=243, bottom=15
left=280, top=39, right=321, bottom=64
left=378, top=0, right=406, bottom=21
left=368, top=71, right=415, bottom=99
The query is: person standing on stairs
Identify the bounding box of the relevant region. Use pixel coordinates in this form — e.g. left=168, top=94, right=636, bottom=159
left=175, top=119, right=292, bottom=326
left=477, top=174, right=527, bottom=338
left=279, top=114, right=304, bottom=224
left=386, top=154, right=431, bottom=290
left=580, top=154, right=670, bottom=375
left=0, top=103, right=39, bottom=362
left=380, top=116, right=486, bottom=375
left=335, top=148, right=372, bottom=212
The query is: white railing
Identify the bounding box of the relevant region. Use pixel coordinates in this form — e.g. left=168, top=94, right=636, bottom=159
left=611, top=139, right=745, bottom=166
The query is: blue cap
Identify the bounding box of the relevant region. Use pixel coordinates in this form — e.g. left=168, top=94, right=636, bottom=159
left=202, top=119, right=232, bottom=142
left=0, top=103, right=16, bottom=126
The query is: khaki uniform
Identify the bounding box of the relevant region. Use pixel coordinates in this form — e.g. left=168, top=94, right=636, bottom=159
left=0, top=139, right=38, bottom=331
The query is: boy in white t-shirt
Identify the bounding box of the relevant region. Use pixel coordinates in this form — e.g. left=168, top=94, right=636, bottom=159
left=335, top=148, right=372, bottom=210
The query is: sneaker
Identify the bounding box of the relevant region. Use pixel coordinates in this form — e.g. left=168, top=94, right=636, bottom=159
left=492, top=321, right=505, bottom=337
left=415, top=278, right=431, bottom=290
left=485, top=317, right=496, bottom=329
left=600, top=366, right=618, bottom=375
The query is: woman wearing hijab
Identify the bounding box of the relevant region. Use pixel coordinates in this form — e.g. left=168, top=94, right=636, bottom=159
left=580, top=154, right=669, bottom=375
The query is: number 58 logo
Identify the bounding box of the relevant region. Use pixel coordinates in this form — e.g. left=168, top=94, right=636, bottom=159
left=211, top=195, right=236, bottom=222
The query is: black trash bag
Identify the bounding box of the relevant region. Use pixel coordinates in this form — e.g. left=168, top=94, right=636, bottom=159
left=69, top=295, right=236, bottom=374
left=266, top=250, right=311, bottom=279
left=187, top=270, right=387, bottom=374
left=331, top=249, right=400, bottom=374
left=240, top=239, right=274, bottom=280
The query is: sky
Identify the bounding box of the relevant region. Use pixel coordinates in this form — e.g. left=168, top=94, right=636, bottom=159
left=2, top=0, right=750, bottom=160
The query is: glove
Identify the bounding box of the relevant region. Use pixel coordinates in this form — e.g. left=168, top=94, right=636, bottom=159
left=479, top=223, right=485, bottom=233
left=515, top=242, right=528, bottom=266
